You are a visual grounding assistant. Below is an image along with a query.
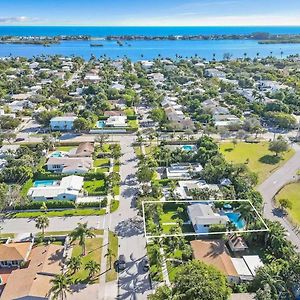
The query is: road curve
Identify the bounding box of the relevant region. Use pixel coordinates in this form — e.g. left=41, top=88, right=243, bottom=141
left=257, top=143, right=300, bottom=250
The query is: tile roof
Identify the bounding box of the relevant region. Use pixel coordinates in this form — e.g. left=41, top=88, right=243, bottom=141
left=0, top=242, right=31, bottom=261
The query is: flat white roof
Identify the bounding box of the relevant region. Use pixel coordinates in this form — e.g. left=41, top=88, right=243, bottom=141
left=231, top=258, right=252, bottom=277
left=50, top=116, right=77, bottom=122
left=243, top=255, right=264, bottom=276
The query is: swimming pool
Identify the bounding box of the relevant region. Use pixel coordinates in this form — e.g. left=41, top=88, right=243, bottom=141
left=97, top=121, right=106, bottom=128
left=223, top=212, right=245, bottom=229
left=33, top=180, right=57, bottom=187
left=182, top=145, right=195, bottom=151
left=50, top=151, right=63, bottom=158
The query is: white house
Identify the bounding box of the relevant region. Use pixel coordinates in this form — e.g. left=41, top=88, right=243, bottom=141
left=28, top=175, right=84, bottom=201
left=205, top=68, right=226, bottom=79
left=187, top=203, right=229, bottom=234
left=105, top=115, right=127, bottom=127
left=50, top=116, right=77, bottom=131
left=165, top=163, right=203, bottom=180
left=46, top=157, right=92, bottom=174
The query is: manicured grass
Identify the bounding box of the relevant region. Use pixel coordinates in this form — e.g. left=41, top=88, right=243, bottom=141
left=21, top=179, right=33, bottom=197
left=12, top=208, right=106, bottom=218
left=220, top=142, right=295, bottom=184
left=128, top=119, right=138, bottom=129
left=55, top=146, right=75, bottom=152
left=275, top=182, right=300, bottom=225
left=44, top=229, right=104, bottom=236
left=94, top=158, right=110, bottom=168
left=124, top=108, right=135, bottom=116
left=105, top=231, right=118, bottom=282
left=113, top=164, right=120, bottom=173
left=83, top=179, right=106, bottom=195
left=134, top=146, right=143, bottom=158
left=112, top=185, right=120, bottom=196
left=0, top=233, right=14, bottom=239
left=110, top=200, right=119, bottom=212
left=71, top=237, right=103, bottom=283
left=166, top=261, right=181, bottom=283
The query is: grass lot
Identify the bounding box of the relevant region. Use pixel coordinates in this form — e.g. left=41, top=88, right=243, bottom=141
left=71, top=238, right=103, bottom=283
left=83, top=179, right=106, bottom=195
left=55, top=146, right=75, bottom=152
left=275, top=182, right=300, bottom=224
left=0, top=233, right=14, bottom=239
left=128, top=119, right=138, bottom=129
left=105, top=231, right=118, bottom=282
left=11, top=208, right=106, bottom=218
left=113, top=164, right=120, bottom=173
left=134, top=146, right=143, bottom=158
left=220, top=142, right=295, bottom=184
left=44, top=229, right=104, bottom=236
left=124, top=108, right=135, bottom=116
left=21, top=179, right=33, bottom=197
left=94, top=158, right=110, bottom=168
left=110, top=200, right=120, bottom=212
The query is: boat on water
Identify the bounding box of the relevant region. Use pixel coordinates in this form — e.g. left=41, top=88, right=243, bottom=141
left=90, top=43, right=104, bottom=47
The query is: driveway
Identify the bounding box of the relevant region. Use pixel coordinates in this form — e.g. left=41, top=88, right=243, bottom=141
left=257, top=143, right=300, bottom=250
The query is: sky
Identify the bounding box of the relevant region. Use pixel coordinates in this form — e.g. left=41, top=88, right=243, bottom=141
left=1, top=0, right=300, bottom=26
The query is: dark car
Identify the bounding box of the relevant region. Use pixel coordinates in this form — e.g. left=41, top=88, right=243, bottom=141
left=142, top=258, right=150, bottom=271
left=117, top=254, right=126, bottom=271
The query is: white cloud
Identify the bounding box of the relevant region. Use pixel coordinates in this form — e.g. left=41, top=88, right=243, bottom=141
left=0, top=16, right=37, bottom=24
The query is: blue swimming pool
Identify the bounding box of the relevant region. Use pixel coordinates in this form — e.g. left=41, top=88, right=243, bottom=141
left=97, top=121, right=106, bottom=128
left=223, top=212, right=245, bottom=229
left=182, top=145, right=195, bottom=151
left=50, top=151, right=63, bottom=158
left=33, top=180, right=57, bottom=187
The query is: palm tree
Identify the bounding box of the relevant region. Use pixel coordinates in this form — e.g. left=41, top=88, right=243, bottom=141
left=69, top=223, right=95, bottom=256
left=67, top=256, right=82, bottom=275
left=105, top=248, right=116, bottom=270
left=35, top=215, right=49, bottom=235
left=84, top=260, right=101, bottom=278
left=237, top=202, right=256, bottom=229
left=48, top=274, right=72, bottom=300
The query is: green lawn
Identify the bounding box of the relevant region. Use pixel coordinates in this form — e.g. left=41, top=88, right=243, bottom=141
left=94, top=158, right=110, bottom=168
left=113, top=164, right=120, bottom=173
left=110, top=200, right=119, bottom=212
left=220, top=142, right=295, bottom=184
left=124, top=108, right=135, bottom=116
left=44, top=229, right=104, bottom=237
left=128, top=119, right=138, bottom=129
left=83, top=179, right=106, bottom=195
left=12, top=208, right=106, bottom=218
left=71, top=238, right=103, bottom=283
left=275, top=182, right=300, bottom=224
left=105, top=231, right=118, bottom=282
left=21, top=179, right=33, bottom=197
left=55, top=146, right=76, bottom=152
left=0, top=233, right=14, bottom=239
left=134, top=146, right=143, bottom=158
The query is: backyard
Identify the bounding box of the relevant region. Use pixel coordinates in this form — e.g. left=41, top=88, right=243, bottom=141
left=275, top=182, right=300, bottom=224
left=220, top=141, right=295, bottom=184
left=83, top=179, right=106, bottom=195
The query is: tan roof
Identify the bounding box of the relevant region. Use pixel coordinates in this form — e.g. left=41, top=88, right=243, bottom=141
left=1, top=244, right=64, bottom=300
left=75, top=142, right=94, bottom=156
left=191, top=239, right=238, bottom=277
left=0, top=242, right=31, bottom=261
left=104, top=110, right=125, bottom=116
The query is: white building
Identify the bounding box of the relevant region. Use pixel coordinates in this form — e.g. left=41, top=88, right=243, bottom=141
left=28, top=175, right=84, bottom=201
left=187, top=203, right=229, bottom=234
left=105, top=115, right=127, bottom=127
left=165, top=163, right=203, bottom=180
left=46, top=157, right=92, bottom=174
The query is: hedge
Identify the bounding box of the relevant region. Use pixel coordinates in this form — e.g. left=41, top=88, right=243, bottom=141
left=10, top=200, right=107, bottom=211
left=127, top=115, right=137, bottom=120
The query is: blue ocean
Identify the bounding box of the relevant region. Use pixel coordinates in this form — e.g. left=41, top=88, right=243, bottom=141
left=0, top=26, right=300, bottom=60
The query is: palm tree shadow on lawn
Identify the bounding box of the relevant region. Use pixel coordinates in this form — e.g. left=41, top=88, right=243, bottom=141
left=259, top=154, right=281, bottom=165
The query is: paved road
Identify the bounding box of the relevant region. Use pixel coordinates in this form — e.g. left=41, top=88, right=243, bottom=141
left=257, top=143, right=300, bottom=250
left=115, top=136, right=151, bottom=300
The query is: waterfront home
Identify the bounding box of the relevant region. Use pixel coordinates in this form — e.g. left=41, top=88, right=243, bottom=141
left=46, top=156, right=92, bottom=174
left=191, top=239, right=239, bottom=283
left=50, top=116, right=77, bottom=131
left=28, top=175, right=84, bottom=201
left=0, top=241, right=33, bottom=268
left=175, top=180, right=220, bottom=199
left=187, top=204, right=229, bottom=234
left=1, top=244, right=64, bottom=300
left=165, top=163, right=203, bottom=180
left=140, top=60, right=154, bottom=70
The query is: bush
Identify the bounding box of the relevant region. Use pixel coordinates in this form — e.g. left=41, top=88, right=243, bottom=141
left=127, top=115, right=137, bottom=120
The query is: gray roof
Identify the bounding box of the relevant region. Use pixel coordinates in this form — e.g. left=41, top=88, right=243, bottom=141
left=187, top=204, right=229, bottom=226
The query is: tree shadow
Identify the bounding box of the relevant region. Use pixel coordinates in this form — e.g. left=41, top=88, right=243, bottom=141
left=224, top=147, right=234, bottom=152
left=259, top=155, right=281, bottom=165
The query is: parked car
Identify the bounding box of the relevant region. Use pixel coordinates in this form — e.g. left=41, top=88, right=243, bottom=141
left=117, top=254, right=126, bottom=271
left=141, top=258, right=150, bottom=271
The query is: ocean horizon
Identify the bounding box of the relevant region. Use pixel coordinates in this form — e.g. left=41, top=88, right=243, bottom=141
left=0, top=26, right=300, bottom=61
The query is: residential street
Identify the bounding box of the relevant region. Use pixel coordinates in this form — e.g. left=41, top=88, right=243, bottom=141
left=258, top=143, right=300, bottom=250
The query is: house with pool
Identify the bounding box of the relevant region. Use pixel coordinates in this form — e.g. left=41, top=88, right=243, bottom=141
left=187, top=203, right=229, bottom=234
left=46, top=156, right=92, bottom=174
left=50, top=116, right=77, bottom=131
left=27, top=175, right=84, bottom=201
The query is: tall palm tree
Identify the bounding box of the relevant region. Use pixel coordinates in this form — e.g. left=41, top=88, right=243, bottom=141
left=69, top=223, right=95, bottom=256
left=67, top=256, right=82, bottom=275
left=104, top=248, right=116, bottom=270
left=237, top=202, right=256, bottom=229
left=84, top=260, right=101, bottom=278
left=35, top=215, right=49, bottom=235
left=48, top=274, right=72, bottom=300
